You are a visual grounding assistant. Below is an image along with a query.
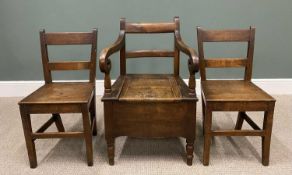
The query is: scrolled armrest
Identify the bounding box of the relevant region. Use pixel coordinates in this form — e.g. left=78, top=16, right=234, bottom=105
left=175, top=31, right=199, bottom=95
left=99, top=30, right=125, bottom=73
left=174, top=31, right=199, bottom=74
left=99, top=31, right=125, bottom=93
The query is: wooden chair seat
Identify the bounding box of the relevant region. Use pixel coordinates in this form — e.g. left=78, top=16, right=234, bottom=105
left=117, top=74, right=193, bottom=102
left=201, top=80, right=274, bottom=102
left=20, top=83, right=94, bottom=104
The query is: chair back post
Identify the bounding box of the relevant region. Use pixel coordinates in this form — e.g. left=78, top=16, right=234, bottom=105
left=120, top=18, right=126, bottom=75
left=40, top=29, right=53, bottom=83
left=197, top=27, right=256, bottom=81
left=39, top=29, right=97, bottom=84
left=197, top=27, right=207, bottom=81
left=173, top=16, right=180, bottom=76
left=89, top=29, right=98, bottom=83
left=244, top=27, right=255, bottom=81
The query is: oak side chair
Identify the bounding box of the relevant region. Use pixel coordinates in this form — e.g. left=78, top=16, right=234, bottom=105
left=99, top=17, right=199, bottom=165
left=18, top=29, right=97, bottom=168
left=197, top=27, right=276, bottom=166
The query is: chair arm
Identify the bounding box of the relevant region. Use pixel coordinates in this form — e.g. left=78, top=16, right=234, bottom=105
left=175, top=31, right=199, bottom=74
left=99, top=31, right=125, bottom=93
left=99, top=30, right=125, bottom=73
left=175, top=31, right=199, bottom=95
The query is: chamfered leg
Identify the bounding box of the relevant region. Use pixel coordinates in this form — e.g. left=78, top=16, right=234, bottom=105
left=262, top=103, right=275, bottom=166
left=19, top=106, right=37, bottom=168
left=235, top=111, right=245, bottom=130
left=203, top=108, right=212, bottom=166
left=53, top=113, right=65, bottom=132
left=81, top=105, right=93, bottom=166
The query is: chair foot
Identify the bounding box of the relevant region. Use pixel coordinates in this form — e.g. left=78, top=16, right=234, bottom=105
left=186, top=139, right=194, bottom=166
left=107, top=139, right=115, bottom=165
left=87, top=161, right=93, bottom=166
left=109, top=158, right=114, bottom=166
left=203, top=161, right=209, bottom=166
left=30, top=163, right=37, bottom=169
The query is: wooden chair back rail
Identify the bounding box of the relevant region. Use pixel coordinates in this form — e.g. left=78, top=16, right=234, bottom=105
left=204, top=58, right=247, bottom=68
left=197, top=29, right=251, bottom=42
left=45, top=32, right=94, bottom=45
left=197, top=27, right=255, bottom=81
left=40, top=29, right=97, bottom=83
left=125, top=22, right=176, bottom=33
left=48, top=61, right=91, bottom=70
left=126, top=50, right=174, bottom=58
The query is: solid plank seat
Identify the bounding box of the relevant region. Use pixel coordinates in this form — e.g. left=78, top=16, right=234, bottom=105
left=99, top=17, right=199, bottom=166
left=201, top=80, right=274, bottom=102
left=20, top=83, right=94, bottom=104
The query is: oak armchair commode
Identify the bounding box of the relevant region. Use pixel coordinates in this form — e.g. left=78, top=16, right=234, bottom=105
left=99, top=17, right=199, bottom=165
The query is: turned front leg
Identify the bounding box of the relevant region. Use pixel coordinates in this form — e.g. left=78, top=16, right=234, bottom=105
left=107, top=138, right=115, bottom=165
left=186, top=139, right=194, bottom=165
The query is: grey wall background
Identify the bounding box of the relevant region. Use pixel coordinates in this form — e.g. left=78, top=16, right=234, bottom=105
left=0, top=0, right=292, bottom=80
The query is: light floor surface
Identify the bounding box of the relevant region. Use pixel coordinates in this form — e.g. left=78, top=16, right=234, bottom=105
left=0, top=95, right=291, bottom=175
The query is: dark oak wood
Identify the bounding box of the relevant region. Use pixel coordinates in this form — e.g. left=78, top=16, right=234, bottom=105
left=197, top=27, right=276, bottom=166
left=18, top=29, right=97, bottom=168
left=99, top=17, right=199, bottom=166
